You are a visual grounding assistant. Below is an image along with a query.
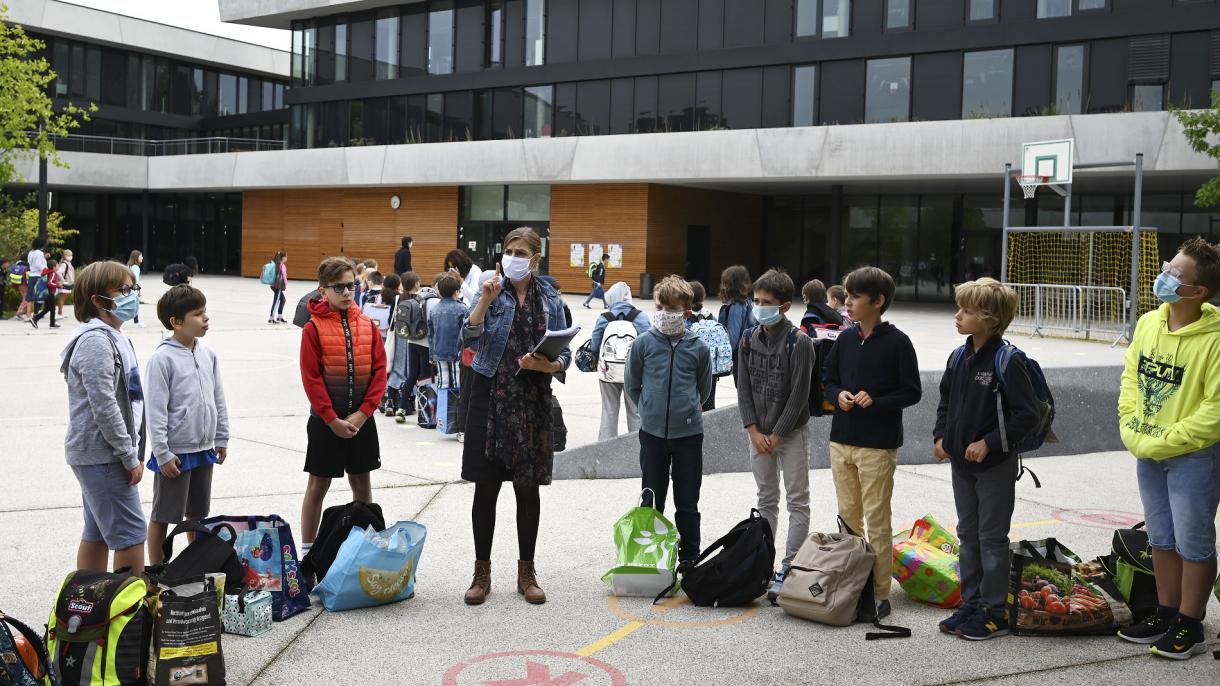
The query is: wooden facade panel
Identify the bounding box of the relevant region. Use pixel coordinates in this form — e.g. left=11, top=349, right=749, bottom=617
left=550, top=184, right=649, bottom=293
left=646, top=185, right=763, bottom=297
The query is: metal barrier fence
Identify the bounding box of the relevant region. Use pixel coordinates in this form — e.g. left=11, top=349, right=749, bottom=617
left=1004, top=283, right=1128, bottom=344
left=29, top=132, right=286, bottom=156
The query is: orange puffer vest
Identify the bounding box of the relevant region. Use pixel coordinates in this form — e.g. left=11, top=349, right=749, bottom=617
left=310, top=304, right=377, bottom=417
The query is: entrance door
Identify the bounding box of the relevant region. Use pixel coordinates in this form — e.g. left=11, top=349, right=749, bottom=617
left=686, top=225, right=711, bottom=284
left=458, top=222, right=551, bottom=274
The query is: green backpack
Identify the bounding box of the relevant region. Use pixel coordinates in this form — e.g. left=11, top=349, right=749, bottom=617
left=46, top=571, right=151, bottom=686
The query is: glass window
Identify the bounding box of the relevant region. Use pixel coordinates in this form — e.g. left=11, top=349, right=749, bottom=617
left=492, top=87, right=522, bottom=138
left=526, top=0, right=546, bottom=66
left=125, top=54, right=141, bottom=109
left=524, top=85, right=553, bottom=137
left=822, top=0, right=850, bottom=38
left=335, top=22, right=348, bottom=81
left=316, top=23, right=335, bottom=85
left=968, top=0, right=995, bottom=20
left=350, top=15, right=374, bottom=81
left=174, top=66, right=195, bottom=115
left=247, top=78, right=262, bottom=113
left=793, top=65, right=817, bottom=126
left=100, top=50, right=125, bottom=106
left=962, top=49, right=1013, bottom=119
left=487, top=0, right=504, bottom=67
left=238, top=77, right=248, bottom=114
left=445, top=91, right=473, bottom=141
left=634, top=76, right=658, bottom=133
left=695, top=71, right=722, bottom=130
left=375, top=12, right=399, bottom=79
left=1212, top=79, right=1219, bottom=98
left=886, top=0, right=911, bottom=29
left=796, top=0, right=818, bottom=37
left=879, top=197, right=918, bottom=300
left=52, top=39, right=69, bottom=97
left=1078, top=0, right=1106, bottom=9
left=275, top=84, right=284, bottom=110
left=842, top=197, right=879, bottom=271
left=865, top=57, right=910, bottom=123
left=427, top=93, right=444, bottom=142
left=69, top=43, right=84, bottom=98
left=429, top=1, right=455, bottom=75
left=387, top=96, right=407, bottom=144
left=262, top=81, right=274, bottom=112
left=1037, top=0, right=1070, bottom=18
left=219, top=73, right=238, bottom=116
left=658, top=74, right=694, bottom=132
left=722, top=69, right=761, bottom=129
left=1054, top=45, right=1085, bottom=114
left=1131, top=84, right=1164, bottom=112
left=507, top=185, right=550, bottom=220
left=349, top=100, right=365, bottom=142
left=292, top=27, right=303, bottom=84
left=303, top=25, right=318, bottom=85
left=85, top=45, right=101, bottom=101
left=466, top=186, right=505, bottom=220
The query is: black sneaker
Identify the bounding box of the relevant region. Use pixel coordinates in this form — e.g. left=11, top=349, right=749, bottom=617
left=1149, top=616, right=1207, bottom=660
left=29, top=317, right=37, bottom=329
left=957, top=609, right=1009, bottom=641
left=1117, top=612, right=1171, bottom=645
left=939, top=605, right=977, bottom=634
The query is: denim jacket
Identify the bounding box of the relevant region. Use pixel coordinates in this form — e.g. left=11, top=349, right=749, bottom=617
left=428, top=297, right=468, bottom=362
left=464, top=276, right=571, bottom=381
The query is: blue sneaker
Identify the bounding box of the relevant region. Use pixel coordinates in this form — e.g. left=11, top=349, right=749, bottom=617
left=958, top=609, right=1010, bottom=641
left=766, top=567, right=788, bottom=603
left=939, top=604, right=977, bottom=634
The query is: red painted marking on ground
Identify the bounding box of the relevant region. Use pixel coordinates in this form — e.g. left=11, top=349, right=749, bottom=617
left=443, top=650, right=627, bottom=686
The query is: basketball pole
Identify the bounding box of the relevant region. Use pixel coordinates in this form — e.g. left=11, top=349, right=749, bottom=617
left=1128, top=153, right=1144, bottom=341
left=1001, top=162, right=1012, bottom=283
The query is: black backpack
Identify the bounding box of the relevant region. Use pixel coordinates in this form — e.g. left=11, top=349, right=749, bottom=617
left=0, top=611, right=53, bottom=686
left=395, top=294, right=431, bottom=341
left=551, top=396, right=567, bottom=452
left=666, top=509, right=775, bottom=607
left=293, top=291, right=321, bottom=327
left=302, top=502, right=386, bottom=584
left=157, top=521, right=245, bottom=592
left=162, top=263, right=192, bottom=286
left=1098, top=521, right=1158, bottom=622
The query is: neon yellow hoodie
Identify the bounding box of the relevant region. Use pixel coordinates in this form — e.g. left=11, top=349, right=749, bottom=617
left=1118, top=302, right=1220, bottom=459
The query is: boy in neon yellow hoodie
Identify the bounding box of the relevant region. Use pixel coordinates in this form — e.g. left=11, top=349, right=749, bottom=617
left=1116, top=238, right=1220, bottom=660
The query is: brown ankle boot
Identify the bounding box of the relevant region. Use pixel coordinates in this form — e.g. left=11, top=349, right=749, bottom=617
left=464, top=560, right=491, bottom=605
left=517, top=560, right=546, bottom=604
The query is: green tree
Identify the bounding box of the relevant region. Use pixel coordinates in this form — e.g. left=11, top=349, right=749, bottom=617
left=1174, top=89, right=1220, bottom=208
left=0, top=3, right=93, bottom=188
left=0, top=193, right=77, bottom=261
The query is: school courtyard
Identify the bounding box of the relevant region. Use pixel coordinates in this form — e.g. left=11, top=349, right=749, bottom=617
left=0, top=274, right=1215, bottom=685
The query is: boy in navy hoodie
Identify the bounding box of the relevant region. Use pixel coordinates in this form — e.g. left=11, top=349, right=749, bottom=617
left=824, top=266, right=922, bottom=619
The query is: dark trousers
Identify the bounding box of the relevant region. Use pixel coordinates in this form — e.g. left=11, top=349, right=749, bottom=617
left=472, top=480, right=540, bottom=561
left=583, top=283, right=606, bottom=307
left=639, top=430, right=703, bottom=561
left=270, top=288, right=286, bottom=317
left=952, top=457, right=1017, bottom=613
left=455, top=362, right=474, bottom=432
left=702, top=375, right=717, bottom=411
left=32, top=292, right=55, bottom=326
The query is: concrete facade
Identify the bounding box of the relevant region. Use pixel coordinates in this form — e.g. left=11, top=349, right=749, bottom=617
left=220, top=0, right=422, bottom=30
left=17, top=111, right=1216, bottom=193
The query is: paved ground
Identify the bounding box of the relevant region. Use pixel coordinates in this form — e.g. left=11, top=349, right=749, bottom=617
left=0, top=275, right=1213, bottom=685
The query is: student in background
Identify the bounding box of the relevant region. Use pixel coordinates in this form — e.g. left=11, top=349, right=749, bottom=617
left=591, top=281, right=650, bottom=440
left=126, top=250, right=146, bottom=328
left=717, top=265, right=754, bottom=387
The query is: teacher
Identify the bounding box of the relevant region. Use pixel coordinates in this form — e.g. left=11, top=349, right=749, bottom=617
left=461, top=227, right=570, bottom=606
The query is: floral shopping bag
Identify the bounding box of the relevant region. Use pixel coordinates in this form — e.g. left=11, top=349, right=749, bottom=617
left=601, top=489, right=680, bottom=598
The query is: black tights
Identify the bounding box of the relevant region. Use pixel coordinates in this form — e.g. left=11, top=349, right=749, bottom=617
left=472, top=480, right=540, bottom=561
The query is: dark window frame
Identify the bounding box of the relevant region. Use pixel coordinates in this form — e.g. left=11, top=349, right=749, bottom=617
left=1052, top=43, right=1089, bottom=115
left=864, top=56, right=912, bottom=123
left=792, top=64, right=819, bottom=127
left=1129, top=82, right=1167, bottom=112
left=884, top=0, right=914, bottom=33
left=961, top=47, right=1015, bottom=119
left=965, top=0, right=998, bottom=24
left=1075, top=0, right=1110, bottom=13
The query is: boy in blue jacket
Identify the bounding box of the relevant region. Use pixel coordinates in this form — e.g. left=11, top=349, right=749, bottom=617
left=626, top=276, right=713, bottom=565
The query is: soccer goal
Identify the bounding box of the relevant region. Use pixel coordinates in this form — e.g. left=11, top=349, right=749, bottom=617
left=1000, top=141, right=1156, bottom=345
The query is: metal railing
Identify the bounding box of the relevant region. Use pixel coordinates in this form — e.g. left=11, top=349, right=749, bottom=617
left=1004, top=282, right=1129, bottom=345
left=31, top=132, right=286, bottom=156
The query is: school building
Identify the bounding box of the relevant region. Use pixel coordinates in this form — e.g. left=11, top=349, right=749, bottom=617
left=10, top=0, right=1220, bottom=300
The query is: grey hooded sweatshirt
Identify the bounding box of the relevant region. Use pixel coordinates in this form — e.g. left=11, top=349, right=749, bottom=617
left=61, top=320, right=145, bottom=470
left=144, top=337, right=229, bottom=466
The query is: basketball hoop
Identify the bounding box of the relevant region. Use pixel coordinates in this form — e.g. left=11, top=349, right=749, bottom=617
left=1018, top=175, right=1050, bottom=200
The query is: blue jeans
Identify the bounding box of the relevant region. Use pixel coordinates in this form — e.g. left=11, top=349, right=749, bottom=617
left=639, top=430, right=703, bottom=561
left=583, top=284, right=606, bottom=307
left=1136, top=444, right=1220, bottom=562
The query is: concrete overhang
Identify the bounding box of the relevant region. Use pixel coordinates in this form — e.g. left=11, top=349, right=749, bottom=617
left=14, top=112, right=1217, bottom=193
left=220, top=0, right=426, bottom=30
left=8, top=0, right=290, bottom=77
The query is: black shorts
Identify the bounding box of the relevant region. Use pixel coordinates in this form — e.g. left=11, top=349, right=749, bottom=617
left=304, top=414, right=381, bottom=478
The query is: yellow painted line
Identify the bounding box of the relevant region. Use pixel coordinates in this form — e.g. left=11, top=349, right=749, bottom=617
left=576, top=621, right=646, bottom=657
left=416, top=441, right=435, bottom=446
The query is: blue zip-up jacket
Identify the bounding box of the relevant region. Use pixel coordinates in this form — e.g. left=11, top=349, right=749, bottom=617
left=463, top=276, right=571, bottom=380
left=719, top=300, right=754, bottom=352
left=625, top=328, right=713, bottom=439
left=428, top=297, right=468, bottom=362
left=591, top=302, right=651, bottom=354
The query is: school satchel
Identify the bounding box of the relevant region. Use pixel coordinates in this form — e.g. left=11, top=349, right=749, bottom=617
left=161, top=264, right=191, bottom=287
left=292, top=291, right=320, bottom=328
left=0, top=611, right=53, bottom=686
left=46, top=570, right=151, bottom=686
left=394, top=296, right=429, bottom=342
left=598, top=309, right=641, bottom=384
left=301, top=502, right=387, bottom=585
left=157, top=521, right=245, bottom=593
left=1097, top=521, right=1157, bottom=622
left=669, top=509, right=774, bottom=607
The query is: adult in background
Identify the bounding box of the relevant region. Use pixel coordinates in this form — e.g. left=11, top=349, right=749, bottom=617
left=444, top=249, right=483, bottom=304
left=461, top=227, right=570, bottom=606
left=55, top=249, right=76, bottom=317
left=395, top=236, right=414, bottom=275
left=582, top=254, right=610, bottom=309
left=269, top=251, right=288, bottom=324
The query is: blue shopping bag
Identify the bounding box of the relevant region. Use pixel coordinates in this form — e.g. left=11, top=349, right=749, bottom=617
left=313, top=520, right=427, bottom=612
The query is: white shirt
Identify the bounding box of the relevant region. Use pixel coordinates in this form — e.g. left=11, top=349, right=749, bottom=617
left=27, top=249, right=46, bottom=275
left=460, top=264, right=483, bottom=305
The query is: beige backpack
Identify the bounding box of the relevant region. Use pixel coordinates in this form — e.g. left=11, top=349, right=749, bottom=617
left=777, top=530, right=876, bottom=626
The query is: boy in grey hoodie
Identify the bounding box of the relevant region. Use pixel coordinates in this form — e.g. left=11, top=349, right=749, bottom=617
left=737, top=269, right=815, bottom=601
left=144, top=285, right=230, bottom=565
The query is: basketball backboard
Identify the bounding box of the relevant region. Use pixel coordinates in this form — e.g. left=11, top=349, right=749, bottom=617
left=1021, top=139, right=1074, bottom=186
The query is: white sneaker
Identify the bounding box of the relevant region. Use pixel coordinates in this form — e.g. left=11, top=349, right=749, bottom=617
left=457, top=432, right=465, bottom=444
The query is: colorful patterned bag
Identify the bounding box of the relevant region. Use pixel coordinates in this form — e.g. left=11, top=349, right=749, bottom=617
left=892, top=514, right=961, bottom=609
left=222, top=590, right=272, bottom=637
left=202, top=515, right=312, bottom=621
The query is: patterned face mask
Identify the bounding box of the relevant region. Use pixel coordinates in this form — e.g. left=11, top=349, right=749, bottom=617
left=653, top=310, right=686, bottom=336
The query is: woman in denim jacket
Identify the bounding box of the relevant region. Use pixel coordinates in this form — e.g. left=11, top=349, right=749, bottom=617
left=460, top=227, right=570, bottom=607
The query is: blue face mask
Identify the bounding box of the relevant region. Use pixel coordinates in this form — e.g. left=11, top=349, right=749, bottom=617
left=102, top=292, right=141, bottom=322
left=754, top=304, right=783, bottom=327
left=1153, top=271, right=1185, bottom=303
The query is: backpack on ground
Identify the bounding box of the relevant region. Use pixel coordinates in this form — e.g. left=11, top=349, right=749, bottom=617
left=777, top=518, right=912, bottom=639
left=690, top=320, right=733, bottom=377
left=0, top=611, right=53, bottom=686
left=46, top=570, right=151, bottom=686
left=598, top=308, right=641, bottom=384
left=1097, top=521, right=1157, bottom=622
left=155, top=520, right=245, bottom=593
left=948, top=340, right=1056, bottom=485
left=148, top=576, right=225, bottom=686
left=395, top=294, right=432, bottom=342
left=302, top=501, right=387, bottom=584
left=415, top=384, right=438, bottom=428
left=669, top=509, right=774, bottom=607
left=259, top=261, right=276, bottom=285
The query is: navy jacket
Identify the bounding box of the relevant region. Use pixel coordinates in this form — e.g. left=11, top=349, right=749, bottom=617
left=823, top=322, right=922, bottom=449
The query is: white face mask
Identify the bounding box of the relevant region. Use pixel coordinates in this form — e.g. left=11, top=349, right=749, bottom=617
left=653, top=310, right=686, bottom=337
left=501, top=254, right=532, bottom=282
